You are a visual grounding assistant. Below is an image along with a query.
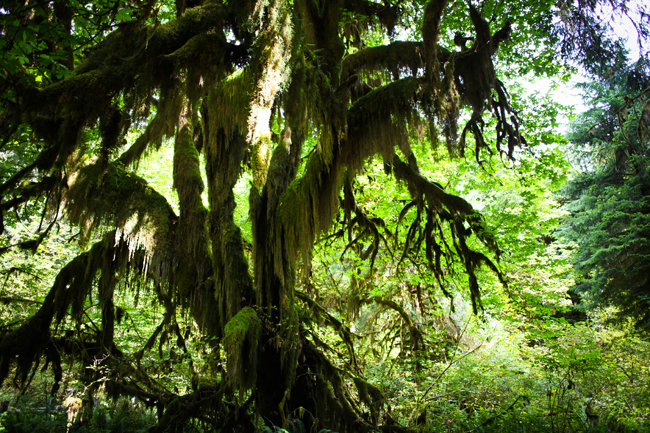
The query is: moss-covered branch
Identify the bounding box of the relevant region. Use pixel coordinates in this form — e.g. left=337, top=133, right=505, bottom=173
left=67, top=162, right=175, bottom=257
left=172, top=104, right=216, bottom=334
left=26, top=3, right=229, bottom=113
left=343, top=0, right=401, bottom=34
left=368, top=296, right=424, bottom=352
left=390, top=155, right=505, bottom=312
left=296, top=290, right=358, bottom=365
left=341, top=41, right=430, bottom=83
left=118, top=86, right=185, bottom=167
left=0, top=233, right=138, bottom=391
left=422, top=0, right=448, bottom=90
left=0, top=176, right=57, bottom=213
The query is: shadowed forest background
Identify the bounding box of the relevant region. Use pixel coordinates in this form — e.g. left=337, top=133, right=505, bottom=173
left=1, top=0, right=649, bottom=432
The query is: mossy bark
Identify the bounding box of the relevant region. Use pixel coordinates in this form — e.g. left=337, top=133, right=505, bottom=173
left=172, top=104, right=217, bottom=334
left=250, top=134, right=304, bottom=424
left=296, top=0, right=346, bottom=88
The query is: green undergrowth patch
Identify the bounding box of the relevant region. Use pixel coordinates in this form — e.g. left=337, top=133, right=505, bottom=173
left=0, top=395, right=156, bottom=433
left=367, top=314, right=650, bottom=433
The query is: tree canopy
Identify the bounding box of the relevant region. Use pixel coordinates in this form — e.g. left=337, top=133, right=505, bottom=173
left=561, top=56, right=650, bottom=328
left=1, top=0, right=649, bottom=432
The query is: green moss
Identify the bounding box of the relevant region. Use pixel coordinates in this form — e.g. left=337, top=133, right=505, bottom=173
left=251, top=134, right=272, bottom=188
left=223, top=307, right=262, bottom=395
left=174, top=123, right=204, bottom=198
left=164, top=33, right=226, bottom=65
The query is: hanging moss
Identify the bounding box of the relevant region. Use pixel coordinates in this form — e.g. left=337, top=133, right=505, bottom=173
left=68, top=164, right=173, bottom=239
left=13, top=1, right=233, bottom=187
left=288, top=57, right=340, bottom=162
left=275, top=152, right=340, bottom=274
left=207, top=69, right=252, bottom=143
left=343, top=0, right=402, bottom=36
left=345, top=76, right=423, bottom=171
left=223, top=307, right=262, bottom=396
left=119, top=87, right=185, bottom=168
left=164, top=32, right=229, bottom=104
left=439, top=53, right=461, bottom=156
left=202, top=94, right=254, bottom=334
left=341, top=41, right=430, bottom=84
left=421, top=0, right=447, bottom=89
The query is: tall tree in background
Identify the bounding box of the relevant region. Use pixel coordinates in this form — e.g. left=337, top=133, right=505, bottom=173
left=561, top=56, right=650, bottom=328
left=0, top=0, right=647, bottom=431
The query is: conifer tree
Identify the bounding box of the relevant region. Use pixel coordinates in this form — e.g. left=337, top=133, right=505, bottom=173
left=561, top=56, right=650, bottom=328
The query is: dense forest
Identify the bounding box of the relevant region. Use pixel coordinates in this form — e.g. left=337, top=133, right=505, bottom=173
left=1, top=0, right=649, bottom=432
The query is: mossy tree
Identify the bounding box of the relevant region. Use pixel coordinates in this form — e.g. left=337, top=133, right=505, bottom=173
left=1, top=0, right=641, bottom=431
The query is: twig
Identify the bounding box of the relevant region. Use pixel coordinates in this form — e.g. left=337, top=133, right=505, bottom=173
left=0, top=266, right=43, bottom=280
left=0, top=296, right=43, bottom=305
left=423, top=334, right=489, bottom=402
left=462, top=395, right=523, bottom=433
left=419, top=316, right=472, bottom=403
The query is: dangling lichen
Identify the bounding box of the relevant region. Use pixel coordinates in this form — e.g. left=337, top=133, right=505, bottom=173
left=66, top=161, right=175, bottom=273
left=223, top=307, right=262, bottom=396
left=345, top=76, right=424, bottom=171
left=341, top=41, right=428, bottom=85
